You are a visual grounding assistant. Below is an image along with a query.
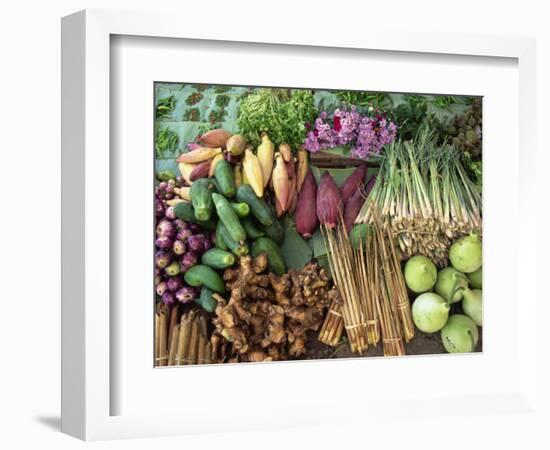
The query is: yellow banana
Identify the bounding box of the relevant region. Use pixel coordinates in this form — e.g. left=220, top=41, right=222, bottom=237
left=243, top=148, right=264, bottom=197
left=174, top=186, right=191, bottom=201
left=296, top=146, right=309, bottom=193
left=178, top=163, right=196, bottom=186
left=256, top=133, right=274, bottom=187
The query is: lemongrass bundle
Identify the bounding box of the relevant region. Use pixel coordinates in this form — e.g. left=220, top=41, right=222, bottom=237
left=356, top=134, right=482, bottom=267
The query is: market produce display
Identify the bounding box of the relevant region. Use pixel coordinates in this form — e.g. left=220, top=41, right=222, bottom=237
left=153, top=83, right=483, bottom=366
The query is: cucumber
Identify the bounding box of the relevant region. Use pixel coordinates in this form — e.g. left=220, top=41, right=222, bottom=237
left=215, top=221, right=229, bottom=250
left=214, top=159, right=236, bottom=197
left=201, top=248, right=235, bottom=269
left=173, top=201, right=216, bottom=230
left=263, top=218, right=284, bottom=244
left=212, top=193, right=246, bottom=243
left=251, top=237, right=286, bottom=276
left=235, top=185, right=275, bottom=226
left=219, top=222, right=249, bottom=257
left=194, top=287, right=218, bottom=313
left=190, top=178, right=214, bottom=221
left=242, top=216, right=265, bottom=240
left=230, top=202, right=250, bottom=218
left=183, top=264, right=225, bottom=293
left=209, top=178, right=221, bottom=193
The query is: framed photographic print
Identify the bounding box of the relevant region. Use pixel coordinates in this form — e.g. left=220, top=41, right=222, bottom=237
left=62, top=8, right=538, bottom=441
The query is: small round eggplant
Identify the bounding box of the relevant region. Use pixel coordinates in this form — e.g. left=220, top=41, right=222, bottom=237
left=161, top=290, right=176, bottom=306
left=180, top=252, right=198, bottom=272
left=155, top=280, right=168, bottom=296
left=173, top=240, right=186, bottom=256
left=175, top=286, right=199, bottom=303
left=155, top=235, right=173, bottom=250
left=166, top=276, right=182, bottom=292
left=164, top=261, right=181, bottom=276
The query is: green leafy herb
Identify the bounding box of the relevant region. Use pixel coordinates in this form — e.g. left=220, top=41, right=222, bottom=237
left=431, top=95, right=457, bottom=109
left=335, top=91, right=393, bottom=110
left=156, top=170, right=176, bottom=181
left=155, top=127, right=179, bottom=158
left=197, top=122, right=221, bottom=136
left=389, top=95, right=428, bottom=141
left=215, top=94, right=230, bottom=108
left=237, top=88, right=316, bottom=148
left=156, top=95, right=176, bottom=119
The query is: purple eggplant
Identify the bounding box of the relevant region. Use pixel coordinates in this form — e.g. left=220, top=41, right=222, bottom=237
left=161, top=290, right=176, bottom=306
left=175, top=286, right=199, bottom=303
left=166, top=276, right=182, bottom=292
left=173, top=240, right=186, bottom=256
left=156, top=219, right=175, bottom=238
left=173, top=219, right=188, bottom=231
left=155, top=250, right=172, bottom=268
left=176, top=229, right=193, bottom=242
left=180, top=251, right=198, bottom=272
left=155, top=196, right=166, bottom=218
left=164, top=261, right=181, bottom=276
left=187, top=234, right=207, bottom=252
left=188, top=223, right=202, bottom=234
left=202, top=237, right=213, bottom=251
left=155, top=235, right=173, bottom=250
left=156, top=280, right=168, bottom=296
left=164, top=206, right=176, bottom=220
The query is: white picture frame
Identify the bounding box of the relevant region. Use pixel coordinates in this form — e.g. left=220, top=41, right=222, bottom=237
left=61, top=9, right=538, bottom=441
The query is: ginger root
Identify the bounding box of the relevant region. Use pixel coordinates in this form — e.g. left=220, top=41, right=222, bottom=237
left=213, top=255, right=337, bottom=361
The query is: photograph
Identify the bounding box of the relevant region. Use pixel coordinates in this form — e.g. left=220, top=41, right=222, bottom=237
left=153, top=83, right=483, bottom=366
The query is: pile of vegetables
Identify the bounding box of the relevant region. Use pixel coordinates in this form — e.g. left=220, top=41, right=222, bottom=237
left=154, top=84, right=484, bottom=363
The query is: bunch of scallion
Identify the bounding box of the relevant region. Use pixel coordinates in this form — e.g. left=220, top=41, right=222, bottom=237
left=356, top=133, right=481, bottom=267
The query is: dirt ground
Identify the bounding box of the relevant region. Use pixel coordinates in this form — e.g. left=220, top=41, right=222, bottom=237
left=303, top=328, right=482, bottom=361
left=302, top=297, right=482, bottom=360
